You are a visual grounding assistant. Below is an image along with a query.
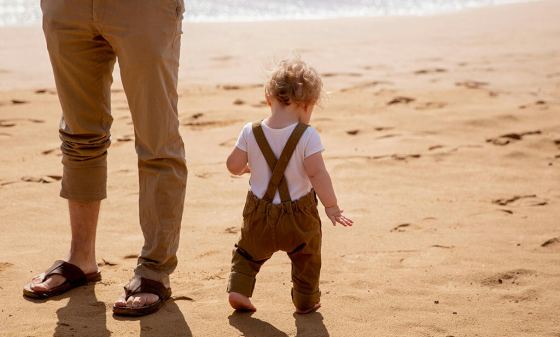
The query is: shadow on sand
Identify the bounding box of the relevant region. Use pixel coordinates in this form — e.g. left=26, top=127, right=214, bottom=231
left=228, top=311, right=329, bottom=337
left=24, top=283, right=191, bottom=337
left=113, top=299, right=192, bottom=337
left=36, top=283, right=112, bottom=337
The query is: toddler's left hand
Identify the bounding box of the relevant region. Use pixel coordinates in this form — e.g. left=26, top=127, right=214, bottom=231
left=325, top=206, right=353, bottom=227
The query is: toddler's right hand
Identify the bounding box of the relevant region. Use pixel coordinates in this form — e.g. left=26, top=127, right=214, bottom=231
left=325, top=206, right=353, bottom=227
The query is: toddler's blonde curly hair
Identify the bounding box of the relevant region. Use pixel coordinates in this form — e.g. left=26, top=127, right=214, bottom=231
left=265, top=59, right=322, bottom=107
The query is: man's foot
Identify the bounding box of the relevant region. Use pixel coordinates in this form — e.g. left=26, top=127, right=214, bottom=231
left=112, top=277, right=171, bottom=316
left=114, top=292, right=159, bottom=309
left=28, top=259, right=98, bottom=293
left=113, top=276, right=162, bottom=311
left=295, top=303, right=321, bottom=314
left=229, top=292, right=256, bottom=311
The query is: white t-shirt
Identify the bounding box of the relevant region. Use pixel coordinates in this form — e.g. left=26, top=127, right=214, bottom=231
left=235, top=121, right=324, bottom=204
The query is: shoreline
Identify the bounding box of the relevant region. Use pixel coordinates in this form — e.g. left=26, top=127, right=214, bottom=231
left=0, top=0, right=538, bottom=27
left=0, top=0, right=555, bottom=92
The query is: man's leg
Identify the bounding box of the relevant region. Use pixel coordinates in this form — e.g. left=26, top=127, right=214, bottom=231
left=102, top=0, right=188, bottom=308
left=31, top=201, right=100, bottom=291
left=29, top=0, right=116, bottom=291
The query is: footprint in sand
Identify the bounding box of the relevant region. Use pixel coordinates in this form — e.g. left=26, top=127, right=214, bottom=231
left=0, top=120, right=16, bottom=128
left=203, top=273, right=225, bottom=281
left=41, top=147, right=61, bottom=156
left=391, top=153, right=421, bottom=161
left=376, top=134, right=399, bottom=139
left=501, top=289, right=539, bottom=303
left=196, top=250, right=219, bottom=259
left=498, top=209, right=514, bottom=215
left=0, top=118, right=45, bottom=128
left=211, top=55, right=234, bottom=62
left=97, top=259, right=118, bottom=267
left=391, top=223, right=413, bottom=232
left=348, top=127, right=394, bottom=135
left=387, top=96, right=415, bottom=105
left=413, top=68, right=447, bottom=75
left=123, top=254, right=138, bottom=259
left=217, top=84, right=262, bottom=91
left=431, top=244, right=454, bottom=249
left=339, top=80, right=393, bottom=92
left=224, top=226, right=238, bottom=234
left=415, top=102, right=447, bottom=110
left=195, top=172, right=212, bottom=179
left=0, top=179, right=17, bottom=187
left=481, top=269, right=536, bottom=287
left=428, top=145, right=445, bottom=151
left=182, top=119, right=240, bottom=129
left=219, top=138, right=237, bottom=147
left=21, top=175, right=62, bottom=184
left=541, top=237, right=560, bottom=249
left=455, top=80, right=488, bottom=90
left=115, top=134, right=134, bottom=143
left=492, top=194, right=548, bottom=207
left=518, top=100, right=548, bottom=110
left=233, top=99, right=245, bottom=105
left=251, top=100, right=268, bottom=108
left=321, top=72, right=362, bottom=78
left=11, top=99, right=28, bottom=105
left=486, top=130, right=542, bottom=146
left=0, top=262, right=14, bottom=273
left=34, top=89, right=56, bottom=95
left=191, top=113, right=204, bottom=120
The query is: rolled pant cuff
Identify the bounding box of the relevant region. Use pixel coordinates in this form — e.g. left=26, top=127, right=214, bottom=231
left=135, top=264, right=171, bottom=288
left=292, top=288, right=321, bottom=310
left=60, top=165, right=107, bottom=201
left=227, top=271, right=256, bottom=297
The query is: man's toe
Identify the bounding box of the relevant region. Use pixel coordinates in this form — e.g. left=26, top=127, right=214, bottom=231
left=114, top=295, right=128, bottom=307
left=30, top=282, right=47, bottom=291
left=132, top=296, right=144, bottom=308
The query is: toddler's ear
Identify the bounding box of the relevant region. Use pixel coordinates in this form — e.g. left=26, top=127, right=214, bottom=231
left=265, top=94, right=272, bottom=107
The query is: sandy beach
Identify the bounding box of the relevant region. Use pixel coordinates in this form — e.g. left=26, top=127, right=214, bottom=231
left=1, top=0, right=559, bottom=336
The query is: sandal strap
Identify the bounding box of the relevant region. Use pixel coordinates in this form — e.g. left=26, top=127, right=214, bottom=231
left=124, top=277, right=171, bottom=301
left=43, top=260, right=87, bottom=285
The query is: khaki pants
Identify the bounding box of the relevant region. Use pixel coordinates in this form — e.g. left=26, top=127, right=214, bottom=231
left=41, top=0, right=188, bottom=286
left=228, top=191, right=322, bottom=310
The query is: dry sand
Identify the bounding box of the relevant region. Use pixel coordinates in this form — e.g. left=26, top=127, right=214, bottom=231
left=1, top=1, right=560, bottom=336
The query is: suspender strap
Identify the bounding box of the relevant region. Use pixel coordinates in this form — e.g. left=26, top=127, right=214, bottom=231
left=252, top=122, right=291, bottom=202
left=252, top=121, right=309, bottom=202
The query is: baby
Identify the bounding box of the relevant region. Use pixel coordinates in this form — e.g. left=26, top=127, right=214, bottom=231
left=226, top=59, right=353, bottom=314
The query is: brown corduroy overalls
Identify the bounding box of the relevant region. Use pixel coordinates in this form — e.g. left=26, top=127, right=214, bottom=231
left=227, top=122, right=322, bottom=311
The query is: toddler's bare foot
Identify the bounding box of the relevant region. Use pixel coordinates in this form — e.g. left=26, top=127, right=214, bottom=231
left=229, top=292, right=256, bottom=311
left=295, top=303, right=321, bottom=314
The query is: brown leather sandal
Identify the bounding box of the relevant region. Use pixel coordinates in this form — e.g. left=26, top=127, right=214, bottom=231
left=112, top=277, right=171, bottom=317
left=23, top=260, right=101, bottom=299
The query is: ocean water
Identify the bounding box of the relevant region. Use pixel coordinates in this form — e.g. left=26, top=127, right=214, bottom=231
left=0, top=0, right=529, bottom=26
